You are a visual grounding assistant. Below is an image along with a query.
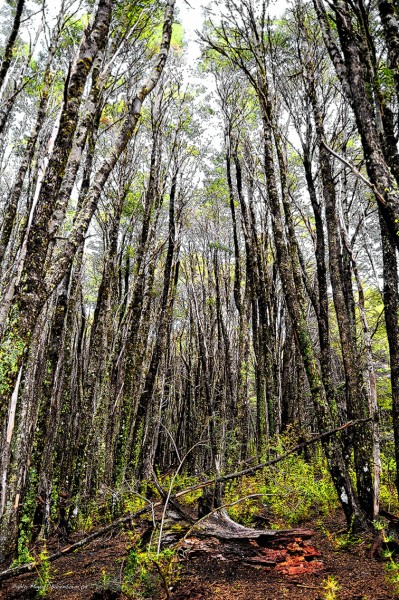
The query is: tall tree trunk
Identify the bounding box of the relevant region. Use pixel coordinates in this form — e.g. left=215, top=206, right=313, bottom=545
left=309, top=80, right=373, bottom=518
left=0, top=0, right=25, bottom=93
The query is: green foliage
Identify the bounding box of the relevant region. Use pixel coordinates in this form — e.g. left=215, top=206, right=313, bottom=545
left=222, top=435, right=338, bottom=527
left=74, top=488, right=125, bottom=531
left=35, top=544, right=54, bottom=598
left=380, top=528, right=399, bottom=595
left=73, top=486, right=148, bottom=534
left=122, top=491, right=147, bottom=516
left=99, top=99, right=127, bottom=129
left=114, top=0, right=159, bottom=43
left=159, top=472, right=202, bottom=507
left=318, top=517, right=362, bottom=551
left=322, top=575, right=341, bottom=600
left=100, top=568, right=118, bottom=593
left=377, top=64, right=396, bottom=102
left=224, top=475, right=269, bottom=526
left=209, top=241, right=232, bottom=253
left=171, top=23, right=184, bottom=52
left=73, top=500, right=105, bottom=531
left=98, top=542, right=179, bottom=599
left=50, top=479, right=60, bottom=525
left=74, top=511, right=95, bottom=532
left=146, top=22, right=184, bottom=55
left=263, top=442, right=338, bottom=525
left=122, top=182, right=144, bottom=219
left=121, top=546, right=179, bottom=598
left=13, top=519, right=34, bottom=567
left=202, top=164, right=230, bottom=208
left=380, top=449, right=399, bottom=514
left=384, top=557, right=399, bottom=597
left=12, top=468, right=38, bottom=566
left=58, top=14, right=89, bottom=51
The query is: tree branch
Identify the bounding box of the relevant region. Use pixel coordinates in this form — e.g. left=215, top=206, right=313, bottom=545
left=321, top=139, right=386, bottom=206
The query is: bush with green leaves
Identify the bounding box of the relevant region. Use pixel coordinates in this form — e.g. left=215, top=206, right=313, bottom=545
left=120, top=546, right=179, bottom=599
left=223, top=438, right=338, bottom=527
left=263, top=450, right=338, bottom=525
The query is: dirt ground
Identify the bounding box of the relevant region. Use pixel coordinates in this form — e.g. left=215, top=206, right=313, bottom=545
left=0, top=511, right=396, bottom=599
left=172, top=527, right=394, bottom=600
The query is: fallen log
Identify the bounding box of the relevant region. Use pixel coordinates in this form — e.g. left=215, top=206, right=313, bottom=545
left=178, top=513, right=322, bottom=577
left=0, top=418, right=367, bottom=584
left=195, top=510, right=313, bottom=543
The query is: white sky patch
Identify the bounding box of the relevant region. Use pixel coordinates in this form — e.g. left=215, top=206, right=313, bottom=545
left=177, top=0, right=291, bottom=150
left=269, top=0, right=290, bottom=18
left=178, top=1, right=204, bottom=63
left=177, top=0, right=290, bottom=63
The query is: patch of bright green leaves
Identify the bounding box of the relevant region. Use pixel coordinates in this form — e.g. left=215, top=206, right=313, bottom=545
left=224, top=436, right=338, bottom=527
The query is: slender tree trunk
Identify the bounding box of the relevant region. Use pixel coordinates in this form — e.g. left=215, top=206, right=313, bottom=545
left=0, top=0, right=25, bottom=94
left=309, top=81, right=373, bottom=518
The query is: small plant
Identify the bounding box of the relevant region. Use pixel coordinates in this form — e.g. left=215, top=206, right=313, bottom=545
left=263, top=450, right=338, bottom=524
left=122, top=489, right=148, bottom=515
left=158, top=472, right=202, bottom=508
left=319, top=515, right=361, bottom=552
left=35, top=544, right=54, bottom=598
left=98, top=568, right=120, bottom=595
left=222, top=435, right=338, bottom=527
left=331, top=531, right=361, bottom=551
left=322, top=575, right=340, bottom=600
left=224, top=475, right=268, bottom=525
left=380, top=529, right=399, bottom=595
left=121, top=546, right=179, bottom=599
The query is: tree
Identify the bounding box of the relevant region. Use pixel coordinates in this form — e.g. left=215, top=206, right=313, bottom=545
left=0, top=0, right=177, bottom=561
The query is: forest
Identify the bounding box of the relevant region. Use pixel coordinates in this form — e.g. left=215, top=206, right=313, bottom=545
left=0, top=0, right=399, bottom=598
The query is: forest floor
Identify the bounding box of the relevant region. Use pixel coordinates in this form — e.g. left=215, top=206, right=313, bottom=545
left=0, top=510, right=396, bottom=600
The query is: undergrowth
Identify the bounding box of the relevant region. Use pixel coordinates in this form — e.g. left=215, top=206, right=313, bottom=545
left=158, top=472, right=202, bottom=507
left=12, top=428, right=399, bottom=590
left=122, top=546, right=178, bottom=598
left=34, top=544, right=54, bottom=598
left=99, top=530, right=179, bottom=600
left=318, top=516, right=362, bottom=551
left=224, top=437, right=338, bottom=526
left=374, top=520, right=399, bottom=596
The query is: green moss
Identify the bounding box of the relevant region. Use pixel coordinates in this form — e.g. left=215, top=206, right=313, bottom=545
left=0, top=331, right=25, bottom=397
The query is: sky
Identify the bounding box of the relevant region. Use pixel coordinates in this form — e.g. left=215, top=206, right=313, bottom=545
left=0, top=0, right=290, bottom=66
left=175, top=0, right=291, bottom=152
left=178, top=1, right=206, bottom=62
left=177, top=0, right=290, bottom=63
